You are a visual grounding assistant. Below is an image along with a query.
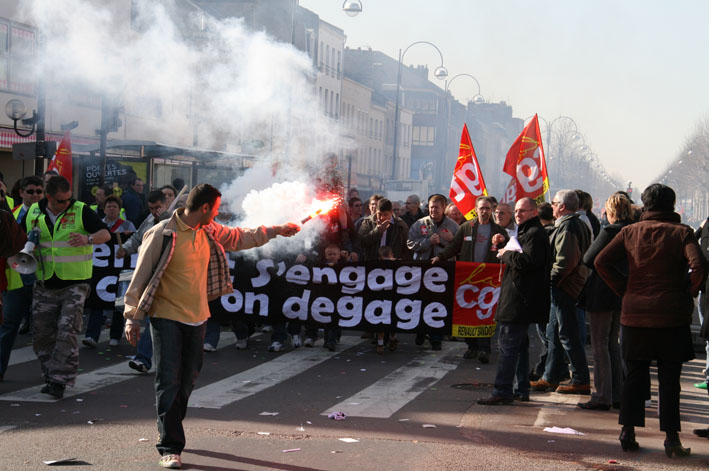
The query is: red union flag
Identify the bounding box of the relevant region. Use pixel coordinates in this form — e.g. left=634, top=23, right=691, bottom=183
left=502, top=114, right=549, bottom=203
left=449, top=124, right=487, bottom=220
left=47, top=130, right=73, bottom=187
left=451, top=262, right=504, bottom=338
left=500, top=177, right=516, bottom=204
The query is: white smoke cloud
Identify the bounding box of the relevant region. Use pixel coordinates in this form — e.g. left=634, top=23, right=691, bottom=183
left=19, top=0, right=351, bottom=254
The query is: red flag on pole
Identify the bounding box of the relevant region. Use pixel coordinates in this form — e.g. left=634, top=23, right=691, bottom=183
left=449, top=124, right=488, bottom=220
left=502, top=114, right=548, bottom=203
left=47, top=130, right=73, bottom=187
left=500, top=177, right=517, bottom=204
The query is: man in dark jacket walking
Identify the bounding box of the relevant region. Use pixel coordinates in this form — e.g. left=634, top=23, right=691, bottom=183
left=478, top=198, right=551, bottom=404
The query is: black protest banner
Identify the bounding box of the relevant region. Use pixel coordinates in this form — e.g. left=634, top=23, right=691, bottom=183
left=86, top=233, right=137, bottom=309
left=212, top=255, right=462, bottom=334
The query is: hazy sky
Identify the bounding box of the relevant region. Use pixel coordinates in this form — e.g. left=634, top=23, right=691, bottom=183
left=300, top=0, right=708, bottom=190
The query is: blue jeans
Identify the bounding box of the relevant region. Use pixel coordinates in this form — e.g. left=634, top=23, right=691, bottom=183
left=0, top=285, right=33, bottom=376
left=699, top=291, right=709, bottom=381
left=151, top=317, right=206, bottom=456
left=204, top=316, right=221, bottom=347
left=543, top=286, right=590, bottom=384
left=532, top=323, right=548, bottom=377
left=492, top=322, right=530, bottom=399
left=134, top=317, right=153, bottom=369
left=271, top=321, right=302, bottom=343
left=85, top=308, right=124, bottom=341
left=576, top=307, right=587, bottom=347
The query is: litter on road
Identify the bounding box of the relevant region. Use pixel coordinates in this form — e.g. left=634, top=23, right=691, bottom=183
left=43, top=458, right=78, bottom=466
left=543, top=426, right=585, bottom=435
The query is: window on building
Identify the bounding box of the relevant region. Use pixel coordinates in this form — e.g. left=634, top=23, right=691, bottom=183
left=335, top=93, right=339, bottom=119
left=0, top=22, right=36, bottom=94
left=412, top=126, right=436, bottom=146
left=337, top=50, right=341, bottom=78
left=319, top=41, right=324, bottom=69
left=324, top=88, right=328, bottom=114
left=330, top=90, right=334, bottom=116
left=331, top=49, right=336, bottom=77
left=325, top=44, right=330, bottom=74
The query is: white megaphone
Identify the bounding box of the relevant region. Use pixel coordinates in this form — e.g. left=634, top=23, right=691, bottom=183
left=8, top=227, right=39, bottom=275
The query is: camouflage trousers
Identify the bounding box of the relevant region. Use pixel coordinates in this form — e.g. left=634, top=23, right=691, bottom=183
left=32, top=283, right=90, bottom=387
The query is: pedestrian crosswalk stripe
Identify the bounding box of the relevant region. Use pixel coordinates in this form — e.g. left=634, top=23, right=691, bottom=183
left=0, top=332, right=237, bottom=402
left=188, top=336, right=365, bottom=409
left=8, top=331, right=111, bottom=367
left=321, top=342, right=465, bottom=418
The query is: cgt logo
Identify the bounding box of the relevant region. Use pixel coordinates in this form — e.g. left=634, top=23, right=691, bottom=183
left=452, top=262, right=503, bottom=328
left=516, top=137, right=544, bottom=193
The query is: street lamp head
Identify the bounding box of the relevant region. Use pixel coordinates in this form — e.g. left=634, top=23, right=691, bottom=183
left=433, top=66, right=448, bottom=80
left=472, top=94, right=485, bottom=104
left=5, top=99, right=27, bottom=121
left=342, top=0, right=363, bottom=16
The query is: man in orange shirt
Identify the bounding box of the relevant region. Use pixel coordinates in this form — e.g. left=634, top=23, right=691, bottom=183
left=124, top=184, right=299, bottom=469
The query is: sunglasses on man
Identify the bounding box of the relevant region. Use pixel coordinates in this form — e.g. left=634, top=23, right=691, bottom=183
left=23, top=189, right=44, bottom=195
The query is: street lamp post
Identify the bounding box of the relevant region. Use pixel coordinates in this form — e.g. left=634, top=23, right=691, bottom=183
left=342, top=0, right=363, bottom=16
left=4, top=34, right=47, bottom=177
left=442, top=73, right=483, bottom=191
left=391, top=41, right=448, bottom=181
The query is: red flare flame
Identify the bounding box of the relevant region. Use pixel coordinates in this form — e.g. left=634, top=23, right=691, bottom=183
left=300, top=197, right=340, bottom=224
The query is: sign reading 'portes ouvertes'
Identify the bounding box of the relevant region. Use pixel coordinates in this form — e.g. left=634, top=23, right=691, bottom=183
left=210, top=257, right=504, bottom=337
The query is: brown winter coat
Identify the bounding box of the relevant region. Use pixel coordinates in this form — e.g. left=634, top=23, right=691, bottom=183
left=595, top=211, right=707, bottom=328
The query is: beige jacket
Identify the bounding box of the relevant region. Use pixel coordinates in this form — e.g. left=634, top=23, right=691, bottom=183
left=123, top=208, right=276, bottom=324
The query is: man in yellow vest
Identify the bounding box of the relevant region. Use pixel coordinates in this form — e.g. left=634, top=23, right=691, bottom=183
left=26, top=176, right=110, bottom=399
left=0, top=176, right=45, bottom=381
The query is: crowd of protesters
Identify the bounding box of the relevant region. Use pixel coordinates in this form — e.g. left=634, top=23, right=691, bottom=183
left=1, top=154, right=708, bottom=467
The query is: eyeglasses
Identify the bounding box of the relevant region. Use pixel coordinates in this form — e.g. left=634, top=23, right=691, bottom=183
left=23, top=189, right=44, bottom=195
left=514, top=208, right=533, bottom=214
left=51, top=196, right=71, bottom=204
left=551, top=201, right=560, bottom=206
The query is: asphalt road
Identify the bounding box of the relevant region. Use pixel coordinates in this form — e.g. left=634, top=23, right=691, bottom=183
left=1, top=328, right=708, bottom=470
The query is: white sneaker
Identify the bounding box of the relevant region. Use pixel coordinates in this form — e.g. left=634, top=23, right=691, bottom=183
left=82, top=338, right=97, bottom=348
left=109, top=339, right=119, bottom=347
left=292, top=334, right=302, bottom=348
left=304, top=337, right=314, bottom=347
left=261, top=325, right=273, bottom=333
left=235, top=339, right=248, bottom=349
left=159, top=453, right=181, bottom=469
left=203, top=343, right=216, bottom=352
left=268, top=341, right=283, bottom=352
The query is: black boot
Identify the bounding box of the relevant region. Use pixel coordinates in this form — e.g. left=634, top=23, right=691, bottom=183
left=619, top=426, right=639, bottom=451
left=664, top=432, right=690, bottom=458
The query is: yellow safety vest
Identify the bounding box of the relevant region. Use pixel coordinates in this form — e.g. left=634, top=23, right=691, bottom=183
left=4, top=205, right=25, bottom=291
left=26, top=201, right=93, bottom=281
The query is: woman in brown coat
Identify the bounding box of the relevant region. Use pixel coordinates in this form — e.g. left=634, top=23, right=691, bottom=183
left=595, top=184, right=707, bottom=457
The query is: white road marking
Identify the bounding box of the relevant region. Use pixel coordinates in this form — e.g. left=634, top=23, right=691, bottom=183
left=321, top=342, right=465, bottom=418
left=189, top=336, right=364, bottom=409
left=0, top=332, right=236, bottom=402
left=9, top=331, right=111, bottom=366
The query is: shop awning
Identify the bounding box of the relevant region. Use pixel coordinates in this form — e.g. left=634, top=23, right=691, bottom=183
left=72, top=139, right=256, bottom=164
